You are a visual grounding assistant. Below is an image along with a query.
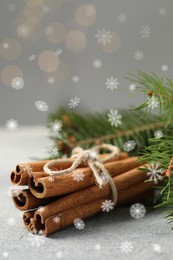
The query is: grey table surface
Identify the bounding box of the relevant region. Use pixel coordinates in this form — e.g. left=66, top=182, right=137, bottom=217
left=0, top=126, right=173, bottom=260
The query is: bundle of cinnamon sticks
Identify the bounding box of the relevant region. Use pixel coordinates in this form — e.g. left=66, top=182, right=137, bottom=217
left=10, top=151, right=154, bottom=236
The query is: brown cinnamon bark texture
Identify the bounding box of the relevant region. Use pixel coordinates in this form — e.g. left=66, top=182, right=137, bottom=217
left=11, top=152, right=128, bottom=186
left=29, top=157, right=140, bottom=198
left=25, top=181, right=154, bottom=236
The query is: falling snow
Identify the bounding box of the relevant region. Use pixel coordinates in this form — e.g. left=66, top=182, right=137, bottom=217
left=95, top=29, right=112, bottom=45
left=130, top=203, right=146, bottom=219
left=68, top=96, right=80, bottom=109
left=27, top=231, right=46, bottom=247
left=118, top=14, right=127, bottom=23
left=53, top=215, right=61, bottom=224
left=134, top=50, right=144, bottom=60
left=72, top=75, right=80, bottom=83
left=19, top=163, right=32, bottom=175
left=7, top=217, right=16, bottom=226
left=45, top=25, right=54, bottom=36
left=141, top=25, right=151, bottom=39
left=49, top=120, right=63, bottom=134
left=49, top=145, right=59, bottom=156
left=154, top=130, right=163, bottom=139
left=152, top=244, right=162, bottom=254
left=161, top=65, right=168, bottom=72
left=35, top=100, right=49, bottom=112
left=123, top=140, right=136, bottom=152
left=5, top=119, right=19, bottom=132
left=28, top=54, right=36, bottom=61
left=55, top=49, right=63, bottom=56
left=74, top=218, right=85, bottom=230
left=108, top=109, right=122, bottom=127
left=128, top=84, right=136, bottom=92
left=120, top=241, right=133, bottom=254
left=146, top=163, right=163, bottom=184
left=48, top=77, right=55, bottom=85
left=101, top=199, right=114, bottom=212
left=17, top=24, right=30, bottom=37
left=48, top=175, right=56, bottom=182
left=72, top=170, right=85, bottom=182
left=93, top=59, right=102, bottom=68
left=11, top=77, right=24, bottom=90
left=89, top=150, right=98, bottom=160
left=105, top=77, right=119, bottom=90
left=147, top=96, right=159, bottom=109
left=159, top=7, right=167, bottom=16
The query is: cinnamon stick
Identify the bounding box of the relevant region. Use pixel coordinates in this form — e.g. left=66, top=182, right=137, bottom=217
left=33, top=166, right=148, bottom=223
left=11, top=152, right=128, bottom=186
left=25, top=181, right=154, bottom=236
left=12, top=189, right=57, bottom=211
left=29, top=157, right=140, bottom=198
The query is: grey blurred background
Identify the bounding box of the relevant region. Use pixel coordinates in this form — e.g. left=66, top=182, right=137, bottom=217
left=0, top=0, right=172, bottom=126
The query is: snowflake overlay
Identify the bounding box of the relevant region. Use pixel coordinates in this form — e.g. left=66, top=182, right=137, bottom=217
left=152, top=244, right=162, bottom=254
left=72, top=75, right=80, bottom=83
left=74, top=218, right=85, bottom=230
left=147, top=163, right=163, bottom=184
left=108, top=109, right=122, bottom=127
left=35, top=100, right=49, bottom=112
left=89, top=150, right=98, bottom=160
left=134, top=50, right=144, bottom=60
left=11, top=77, right=24, bottom=90
left=159, top=7, right=167, bottom=16
left=17, top=25, right=30, bottom=37
left=5, top=119, right=19, bottom=132
left=7, top=217, right=16, bottom=226
left=105, top=77, right=119, bottom=90
left=93, top=59, right=102, bottom=68
left=45, top=25, right=54, bottom=36
left=130, top=203, right=146, bottom=219
left=147, top=96, right=159, bottom=109
left=20, top=163, right=32, bottom=175
left=55, top=49, right=63, bottom=56
left=72, top=170, right=85, bottom=182
left=120, top=241, right=133, bottom=254
left=154, top=130, right=163, bottom=139
left=53, top=215, right=61, bottom=224
left=49, top=145, right=59, bottom=156
left=118, top=14, right=127, bottom=23
left=68, top=96, right=80, bottom=109
left=161, top=65, right=168, bottom=72
left=2, top=251, right=9, bottom=258
left=48, top=77, right=55, bottom=85
left=49, top=120, right=63, bottom=134
left=123, top=140, right=136, bottom=152
left=48, top=175, right=56, bottom=182
left=101, top=200, right=114, bottom=212
left=28, top=54, right=36, bottom=61
left=141, top=25, right=151, bottom=39
left=95, top=29, right=112, bottom=45
left=128, top=84, right=136, bottom=92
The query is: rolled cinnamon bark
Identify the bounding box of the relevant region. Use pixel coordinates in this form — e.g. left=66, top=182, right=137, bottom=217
left=33, top=166, right=148, bottom=223
left=29, top=157, right=140, bottom=198
left=11, top=152, right=128, bottom=186
left=12, top=189, right=57, bottom=211
left=25, top=181, right=154, bottom=236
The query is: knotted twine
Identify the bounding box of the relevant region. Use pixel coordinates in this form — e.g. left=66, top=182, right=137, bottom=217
left=43, top=143, right=120, bottom=205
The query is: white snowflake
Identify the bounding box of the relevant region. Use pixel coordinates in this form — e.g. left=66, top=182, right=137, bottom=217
left=147, top=96, right=159, bottom=109
left=72, top=170, right=85, bottom=182
left=120, top=241, right=133, bottom=254
left=20, top=163, right=32, bottom=175
left=108, top=109, right=122, bottom=127
left=130, top=203, right=146, bottom=219
left=8, top=3, right=16, bottom=11
left=17, top=24, right=30, bottom=37
left=53, top=215, right=61, bottom=224
left=2, top=251, right=9, bottom=258
left=11, top=77, right=24, bottom=90
left=68, top=96, right=80, bottom=109
left=105, top=77, right=119, bottom=90
left=56, top=251, right=63, bottom=258
left=28, top=54, right=36, bottom=61
left=161, top=64, right=168, bottom=72
left=94, top=244, right=101, bottom=250
left=95, top=29, right=112, bottom=45
left=118, top=13, right=127, bottom=23
left=55, top=49, right=63, bottom=56
left=123, top=140, right=136, bottom=152
left=159, top=7, right=167, bottom=16
left=48, top=175, right=56, bottom=182
left=48, top=77, right=55, bottom=85
left=35, top=100, right=49, bottom=112
left=93, top=59, right=102, bottom=68
left=49, top=120, right=63, bottom=134
left=154, top=130, right=163, bottom=139
left=128, top=84, right=136, bottom=92
left=3, top=43, right=9, bottom=49
left=100, top=172, right=109, bottom=184
left=72, top=75, right=80, bottom=83
left=74, top=218, right=85, bottom=230
left=152, top=244, right=162, bottom=254
left=27, top=231, right=46, bottom=247
left=49, top=145, right=59, bottom=156
left=89, top=150, right=98, bottom=160
left=7, top=217, right=16, bottom=226
left=134, top=50, right=144, bottom=61
left=5, top=119, right=19, bottom=132
left=141, top=25, right=151, bottom=39
left=147, top=163, right=163, bottom=184
left=101, top=199, right=114, bottom=212
left=45, top=25, right=54, bottom=36
left=37, top=206, right=45, bottom=213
